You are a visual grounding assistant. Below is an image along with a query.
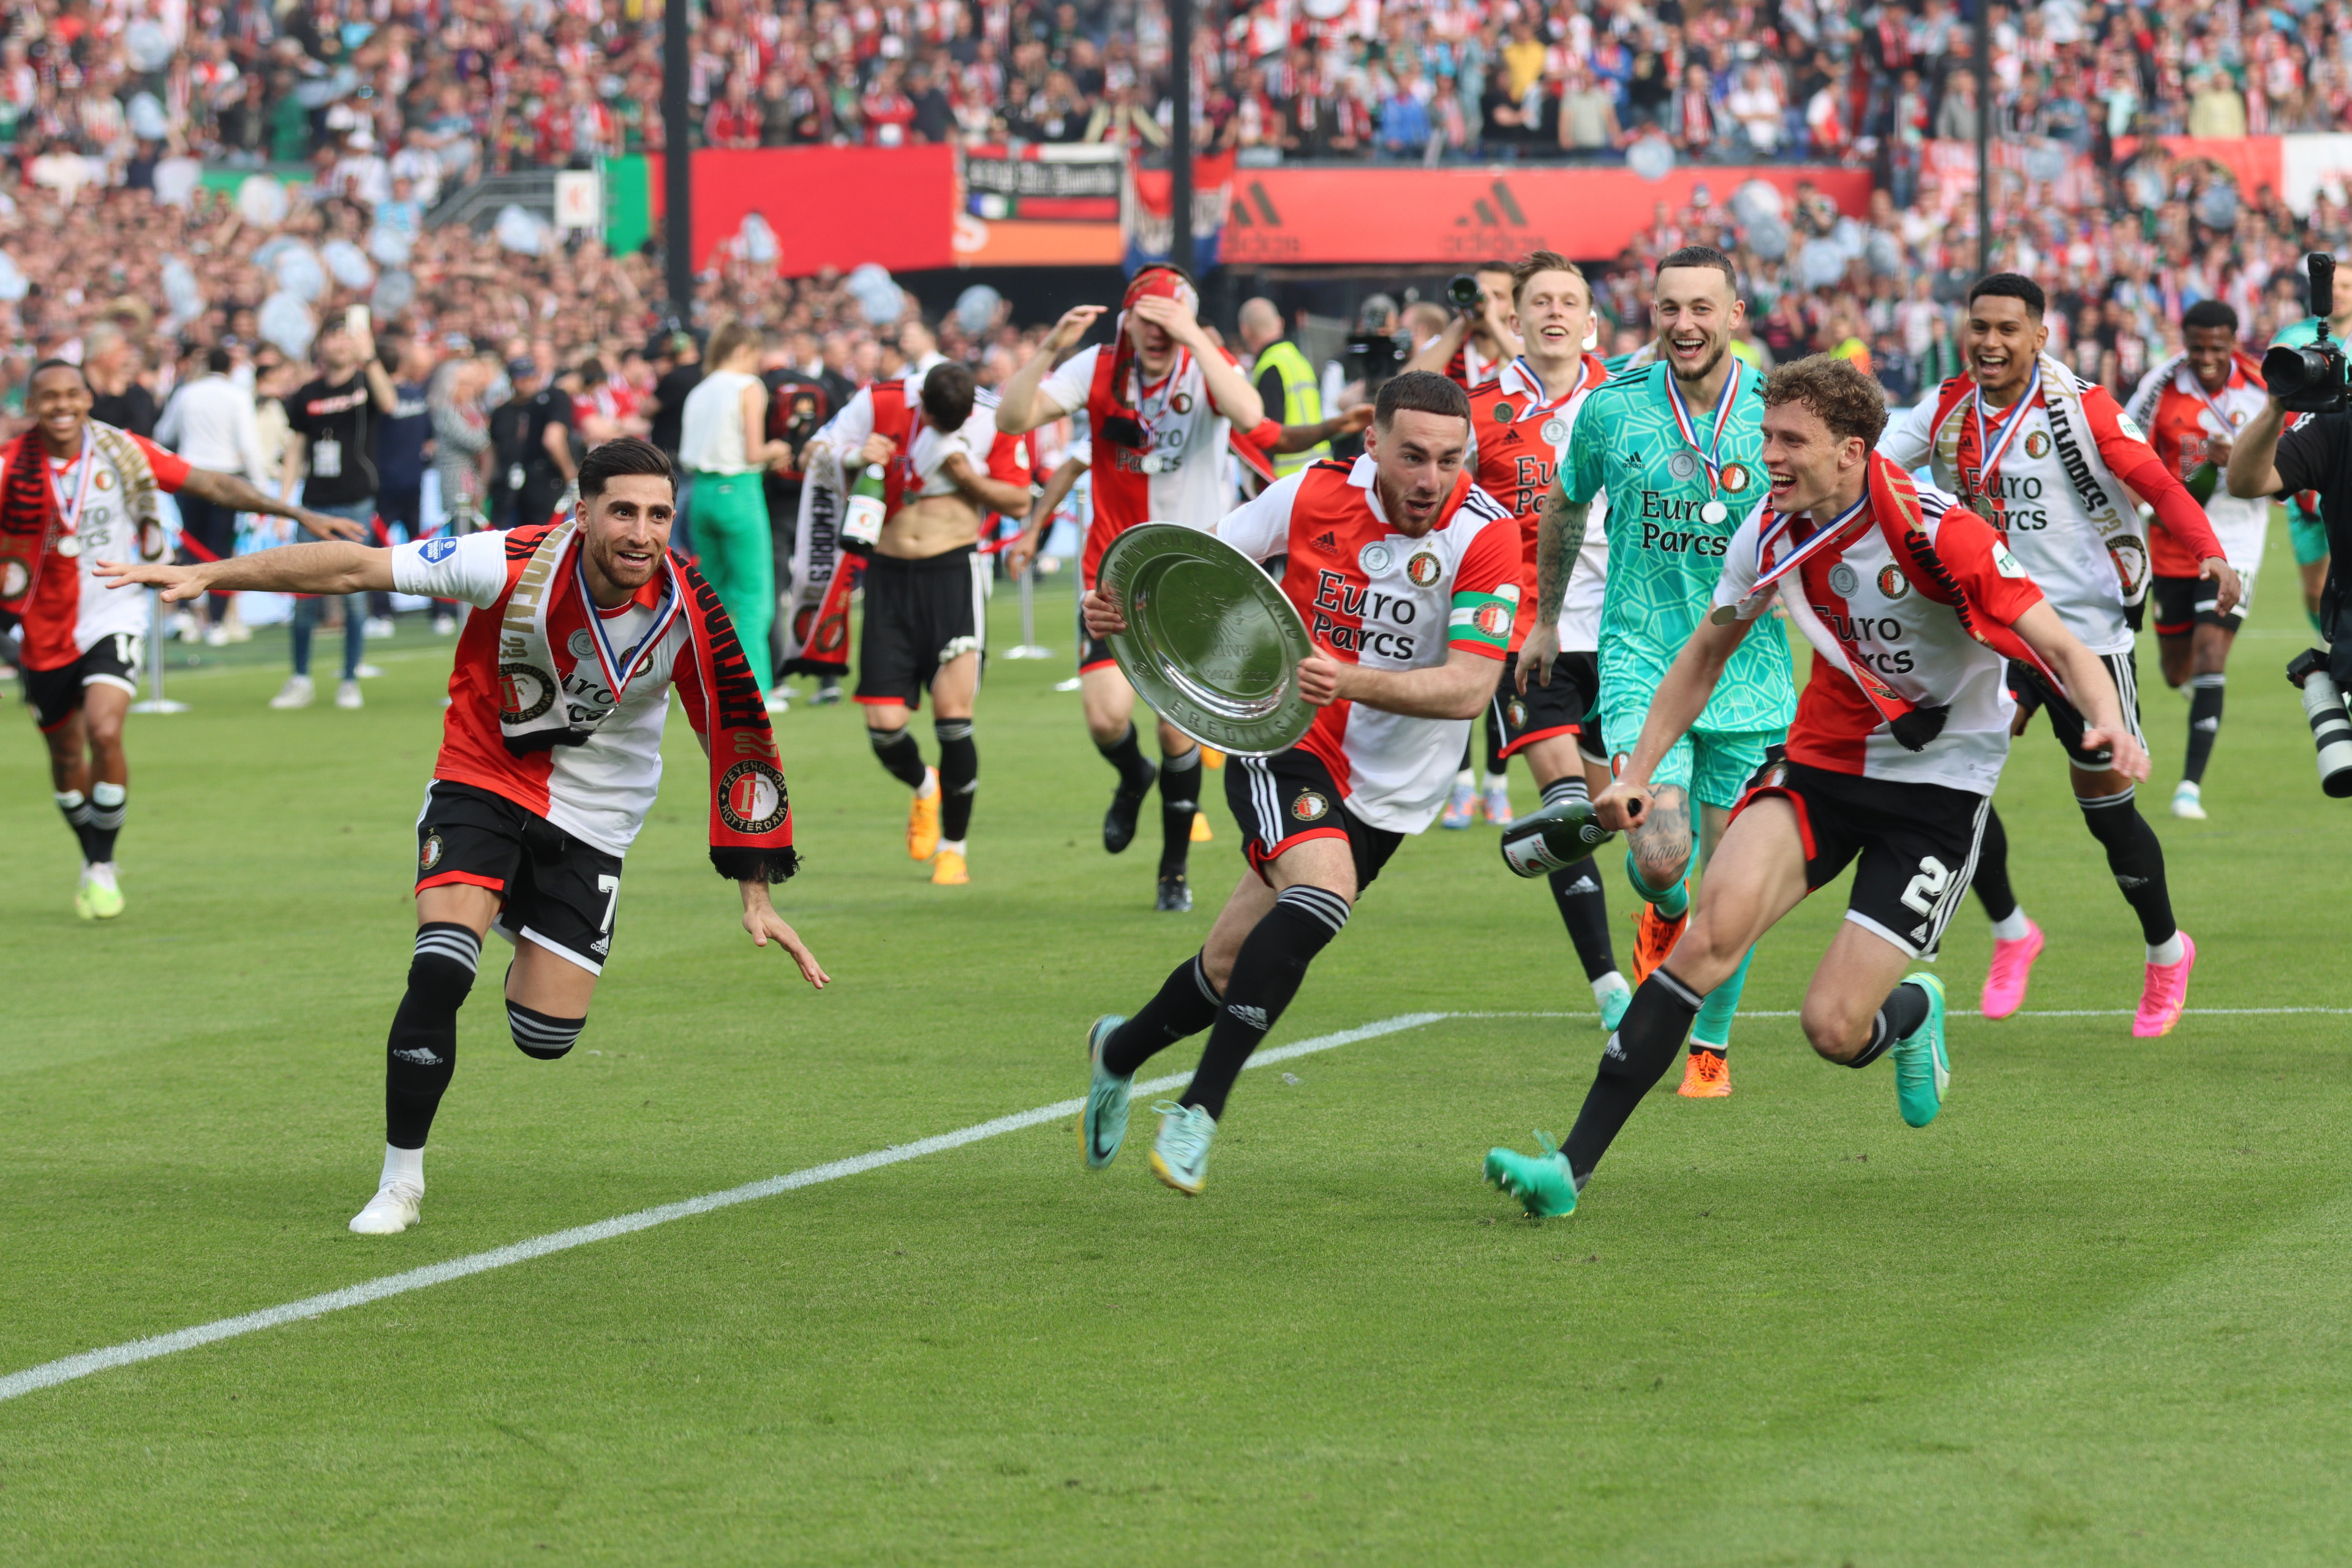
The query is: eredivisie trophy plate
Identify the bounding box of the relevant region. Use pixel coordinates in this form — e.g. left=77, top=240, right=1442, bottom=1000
left=1096, top=522, right=1316, bottom=758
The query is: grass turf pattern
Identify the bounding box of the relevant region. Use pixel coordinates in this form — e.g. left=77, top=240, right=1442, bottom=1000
left=3, top=525, right=2348, bottom=1564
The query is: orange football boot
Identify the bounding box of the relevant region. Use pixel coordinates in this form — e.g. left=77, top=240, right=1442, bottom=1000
left=1629, top=902, right=1687, bottom=987
left=1676, top=1049, right=1732, bottom=1098
left=908, top=769, right=942, bottom=861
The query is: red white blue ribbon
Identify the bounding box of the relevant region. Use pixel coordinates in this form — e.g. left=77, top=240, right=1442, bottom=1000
left=1967, top=361, right=2040, bottom=509
left=573, top=551, right=683, bottom=706
left=1662, top=358, right=1743, bottom=497
left=1752, top=489, right=1871, bottom=591
left=47, top=428, right=96, bottom=554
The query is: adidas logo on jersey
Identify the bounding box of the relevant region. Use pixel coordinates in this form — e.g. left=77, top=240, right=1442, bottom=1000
left=393, top=1046, right=446, bottom=1066
left=1310, top=530, right=1340, bottom=555
left=1227, top=1003, right=1271, bottom=1031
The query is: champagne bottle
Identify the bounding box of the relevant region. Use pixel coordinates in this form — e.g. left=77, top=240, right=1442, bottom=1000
left=1497, top=795, right=1617, bottom=878
left=841, top=462, right=887, bottom=546
left=2185, top=460, right=2220, bottom=506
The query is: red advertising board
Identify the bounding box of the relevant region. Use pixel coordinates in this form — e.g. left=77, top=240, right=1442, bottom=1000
left=1219, top=165, right=1874, bottom=266
left=647, top=146, right=957, bottom=275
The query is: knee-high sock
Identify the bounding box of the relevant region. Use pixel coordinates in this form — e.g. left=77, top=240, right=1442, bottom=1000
left=1481, top=707, right=1507, bottom=781
left=1625, top=849, right=1692, bottom=920
left=2079, top=786, right=2176, bottom=946
left=868, top=725, right=928, bottom=790
left=1096, top=722, right=1157, bottom=794
left=1970, top=805, right=2019, bottom=923
left=1690, top=944, right=1755, bottom=1053
left=935, top=719, right=978, bottom=841
left=86, top=780, right=126, bottom=862
left=1539, top=778, right=1618, bottom=981
left=385, top=924, right=481, bottom=1150
left=1849, top=979, right=1932, bottom=1069
left=1157, top=742, right=1202, bottom=876
left=1563, top=968, right=1704, bottom=1182
left=1178, top=886, right=1350, bottom=1120
left=1102, top=952, right=1223, bottom=1076
left=508, top=1000, right=586, bottom=1059
left=54, top=790, right=96, bottom=861
left=2184, top=673, right=2225, bottom=785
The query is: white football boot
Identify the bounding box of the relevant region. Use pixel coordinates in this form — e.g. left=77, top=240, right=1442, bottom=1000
left=349, top=1180, right=424, bottom=1234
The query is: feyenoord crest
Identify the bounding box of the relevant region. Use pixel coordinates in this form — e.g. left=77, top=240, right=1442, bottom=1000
left=1359, top=541, right=1394, bottom=576
left=1291, top=790, right=1330, bottom=821
left=567, top=629, right=598, bottom=659
left=1718, top=461, right=1751, bottom=494
left=1539, top=417, right=1569, bottom=447
left=420, top=832, right=443, bottom=872
left=1, top=559, right=27, bottom=598
left=1507, top=698, right=1528, bottom=728
left=717, top=759, right=791, bottom=835
left=1667, top=450, right=1700, bottom=481
left=1877, top=565, right=1910, bottom=600
left=498, top=662, right=557, bottom=723
left=1170, top=391, right=1193, bottom=414
left=1406, top=551, right=1442, bottom=587
left=93, top=469, right=113, bottom=491
left=1492, top=401, right=1517, bottom=424
left=2023, top=431, right=2051, bottom=459
left=1828, top=563, right=1861, bottom=598
left=2106, top=537, right=2148, bottom=594
left=1473, top=601, right=1512, bottom=638
left=1096, top=522, right=1315, bottom=756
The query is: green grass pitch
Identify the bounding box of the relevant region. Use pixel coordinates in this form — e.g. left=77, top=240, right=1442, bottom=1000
left=4, top=527, right=2350, bottom=1565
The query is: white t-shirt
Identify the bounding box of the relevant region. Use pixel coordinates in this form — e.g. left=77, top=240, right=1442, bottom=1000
left=678, top=369, right=761, bottom=473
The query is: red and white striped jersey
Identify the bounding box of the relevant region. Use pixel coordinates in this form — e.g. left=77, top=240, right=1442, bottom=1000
left=1215, top=456, right=1520, bottom=831
left=1038, top=342, right=1238, bottom=587
left=2123, top=353, right=2270, bottom=574
left=0, top=428, right=189, bottom=669
left=1461, top=353, right=1613, bottom=651
left=1713, top=484, right=2045, bottom=794
left=393, top=530, right=709, bottom=855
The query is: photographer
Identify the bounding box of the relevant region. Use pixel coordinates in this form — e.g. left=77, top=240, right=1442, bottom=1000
left=2227, top=355, right=2350, bottom=654
left=1406, top=263, right=1525, bottom=389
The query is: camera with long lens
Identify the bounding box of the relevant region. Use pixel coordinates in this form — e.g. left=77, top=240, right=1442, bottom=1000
left=2286, top=647, right=2352, bottom=796
left=1344, top=292, right=1409, bottom=401
left=1446, top=273, right=1483, bottom=312
left=2263, top=253, right=2352, bottom=413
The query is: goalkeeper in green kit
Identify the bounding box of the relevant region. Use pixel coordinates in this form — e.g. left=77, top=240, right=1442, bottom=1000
left=1516, top=246, right=1794, bottom=1096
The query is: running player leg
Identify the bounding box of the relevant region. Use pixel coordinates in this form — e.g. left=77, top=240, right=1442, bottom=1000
left=929, top=648, right=979, bottom=884
left=1523, top=735, right=1627, bottom=1022
left=2176, top=612, right=2237, bottom=818
left=1080, top=663, right=1156, bottom=854
left=1480, top=706, right=1513, bottom=826
left=1604, top=702, right=1698, bottom=984
left=1153, top=714, right=1202, bottom=911
left=857, top=567, right=942, bottom=862
left=1676, top=731, right=1778, bottom=1094
left=1972, top=805, right=2043, bottom=1019
left=2292, top=503, right=2329, bottom=633
left=1441, top=733, right=1479, bottom=827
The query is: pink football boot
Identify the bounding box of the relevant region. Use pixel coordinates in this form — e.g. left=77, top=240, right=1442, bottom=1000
left=1980, top=919, right=2044, bottom=1020
left=2133, top=932, right=2196, bottom=1039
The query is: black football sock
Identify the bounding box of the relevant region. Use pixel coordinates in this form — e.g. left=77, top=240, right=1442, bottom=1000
left=385, top=924, right=482, bottom=1149
left=867, top=725, right=928, bottom=790
left=1850, top=979, right=1931, bottom=1069
left=2184, top=674, right=2225, bottom=785
left=1970, top=805, right=2018, bottom=923
left=1539, top=778, right=1619, bottom=981
left=86, top=781, right=126, bottom=862
left=1157, top=742, right=1202, bottom=876
left=54, top=790, right=96, bottom=860
left=1102, top=952, right=1224, bottom=1076
left=1562, top=968, right=1703, bottom=1182
left=1178, top=885, right=1351, bottom=1121
left=2078, top=786, right=2176, bottom=945
left=1095, top=723, right=1157, bottom=794
left=1483, top=707, right=1507, bottom=778
left=935, top=718, right=978, bottom=841
left=507, top=999, right=586, bottom=1060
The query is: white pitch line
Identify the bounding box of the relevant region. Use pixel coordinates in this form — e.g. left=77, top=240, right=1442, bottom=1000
left=0, top=1011, right=1449, bottom=1406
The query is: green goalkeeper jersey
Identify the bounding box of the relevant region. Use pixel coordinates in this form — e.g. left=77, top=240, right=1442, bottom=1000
left=1564, top=360, right=1795, bottom=734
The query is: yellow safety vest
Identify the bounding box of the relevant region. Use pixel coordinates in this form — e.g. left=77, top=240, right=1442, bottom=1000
left=1254, top=339, right=1325, bottom=477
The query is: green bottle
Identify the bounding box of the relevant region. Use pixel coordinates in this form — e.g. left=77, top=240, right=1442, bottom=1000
left=2185, top=461, right=2220, bottom=506
left=842, top=462, right=886, bottom=546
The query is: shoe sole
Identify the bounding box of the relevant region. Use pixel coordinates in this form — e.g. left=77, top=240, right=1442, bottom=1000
left=1148, top=1149, right=1204, bottom=1195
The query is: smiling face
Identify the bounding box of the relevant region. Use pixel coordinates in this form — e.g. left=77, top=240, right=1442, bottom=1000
left=1514, top=268, right=1594, bottom=371
left=579, top=473, right=676, bottom=598
left=1365, top=408, right=1470, bottom=537
left=28, top=363, right=92, bottom=456
left=2184, top=322, right=2236, bottom=394
left=1961, top=292, right=2048, bottom=402
left=1760, top=396, right=1866, bottom=518
left=1653, top=265, right=1744, bottom=385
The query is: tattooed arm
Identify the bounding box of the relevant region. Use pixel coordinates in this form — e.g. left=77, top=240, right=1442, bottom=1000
left=1514, top=478, right=1591, bottom=695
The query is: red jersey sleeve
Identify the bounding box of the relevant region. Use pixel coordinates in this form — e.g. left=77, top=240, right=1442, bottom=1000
left=2083, top=386, right=2223, bottom=561
left=985, top=429, right=1034, bottom=488
left=131, top=432, right=192, bottom=492
left=1931, top=505, right=2045, bottom=628
left=1446, top=513, right=1523, bottom=660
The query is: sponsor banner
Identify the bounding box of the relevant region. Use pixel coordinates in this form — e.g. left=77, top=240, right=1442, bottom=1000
left=962, top=143, right=1120, bottom=221
left=646, top=146, right=957, bottom=274
left=1123, top=150, right=1237, bottom=274
left=951, top=214, right=1123, bottom=266
left=1219, top=164, right=1872, bottom=266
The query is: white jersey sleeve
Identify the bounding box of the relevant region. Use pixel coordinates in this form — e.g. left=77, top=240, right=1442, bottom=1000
left=1710, top=501, right=1773, bottom=620
left=1211, top=467, right=1307, bottom=562
left=1037, top=345, right=1101, bottom=422
left=1876, top=396, right=1937, bottom=472
left=2123, top=359, right=2173, bottom=429
left=390, top=530, right=511, bottom=608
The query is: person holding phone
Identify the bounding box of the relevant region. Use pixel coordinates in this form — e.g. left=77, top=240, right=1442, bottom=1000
left=275, top=312, right=398, bottom=710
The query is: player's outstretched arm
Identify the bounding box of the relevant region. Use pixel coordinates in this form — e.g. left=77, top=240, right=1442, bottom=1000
left=995, top=305, right=1101, bottom=434
left=2224, top=396, right=2290, bottom=499
left=943, top=451, right=1035, bottom=517
left=1297, top=644, right=1491, bottom=720
left=1517, top=485, right=1590, bottom=694
left=176, top=465, right=367, bottom=541
left=96, top=541, right=394, bottom=602
left=1597, top=615, right=1749, bottom=830
left=1003, top=454, right=1087, bottom=575
left=2013, top=600, right=2151, bottom=782
left=739, top=880, right=829, bottom=989
left=1272, top=404, right=1374, bottom=452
